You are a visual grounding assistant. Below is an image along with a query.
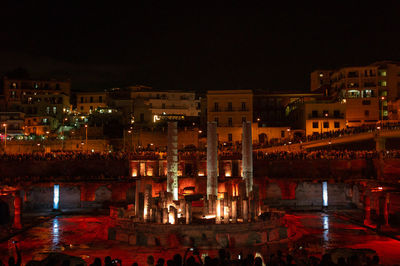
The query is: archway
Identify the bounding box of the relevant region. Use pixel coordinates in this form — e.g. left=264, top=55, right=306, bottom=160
left=258, top=133, right=267, bottom=144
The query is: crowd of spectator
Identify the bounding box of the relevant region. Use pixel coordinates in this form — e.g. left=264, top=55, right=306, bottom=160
left=2, top=247, right=382, bottom=266
left=252, top=122, right=400, bottom=149
left=256, top=150, right=379, bottom=160
left=1, top=148, right=400, bottom=163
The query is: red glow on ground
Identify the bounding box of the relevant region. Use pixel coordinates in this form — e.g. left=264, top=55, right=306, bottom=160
left=1, top=212, right=400, bottom=265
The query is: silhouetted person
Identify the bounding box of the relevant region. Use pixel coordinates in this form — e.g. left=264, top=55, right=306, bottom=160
left=173, top=254, right=183, bottom=266
left=91, top=258, right=102, bottom=266
left=105, top=256, right=112, bottom=266
left=8, top=243, right=21, bottom=266
left=320, top=254, right=334, bottom=266
left=337, top=257, right=347, bottom=266
left=254, top=257, right=263, bottom=266
left=147, top=255, right=155, bottom=266
left=156, top=258, right=165, bottom=266
left=287, top=254, right=296, bottom=265
left=371, top=255, right=379, bottom=266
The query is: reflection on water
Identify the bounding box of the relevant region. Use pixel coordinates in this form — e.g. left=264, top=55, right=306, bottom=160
left=322, top=214, right=329, bottom=245
left=52, top=218, right=59, bottom=250
left=1, top=213, right=400, bottom=265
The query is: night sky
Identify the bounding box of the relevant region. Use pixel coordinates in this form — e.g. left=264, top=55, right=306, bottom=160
left=1, top=1, right=400, bottom=92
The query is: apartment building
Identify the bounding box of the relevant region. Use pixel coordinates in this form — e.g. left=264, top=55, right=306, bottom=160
left=129, top=86, right=200, bottom=124
left=290, top=101, right=347, bottom=136
left=76, top=91, right=108, bottom=114
left=207, top=90, right=253, bottom=143
left=310, top=61, right=400, bottom=126
left=1, top=77, right=71, bottom=110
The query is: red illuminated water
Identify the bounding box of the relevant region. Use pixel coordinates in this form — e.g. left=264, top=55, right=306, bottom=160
left=0, top=212, right=399, bottom=265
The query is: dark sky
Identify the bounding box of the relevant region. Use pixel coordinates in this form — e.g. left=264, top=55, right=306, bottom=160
left=1, top=1, right=400, bottom=92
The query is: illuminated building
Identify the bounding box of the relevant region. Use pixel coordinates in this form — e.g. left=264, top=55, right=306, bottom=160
left=129, top=86, right=200, bottom=125
left=76, top=91, right=108, bottom=114
left=311, top=61, right=400, bottom=126
left=207, top=90, right=253, bottom=143
left=0, top=112, right=25, bottom=138
left=1, top=77, right=71, bottom=110
left=289, top=100, right=346, bottom=136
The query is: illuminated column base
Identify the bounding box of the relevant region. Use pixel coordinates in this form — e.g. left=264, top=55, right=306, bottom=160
left=167, top=122, right=179, bottom=201
left=242, top=122, right=253, bottom=197
left=185, top=202, right=192, bottom=224
left=216, top=199, right=221, bottom=224
left=322, top=181, right=328, bottom=207
left=242, top=200, right=248, bottom=223
left=231, top=200, right=237, bottom=223
left=53, top=184, right=60, bottom=210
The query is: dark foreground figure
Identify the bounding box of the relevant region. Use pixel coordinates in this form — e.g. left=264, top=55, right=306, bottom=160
left=2, top=246, right=383, bottom=266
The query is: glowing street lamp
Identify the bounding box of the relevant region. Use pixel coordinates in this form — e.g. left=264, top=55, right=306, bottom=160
left=381, top=96, right=385, bottom=129
left=2, top=123, right=6, bottom=153
left=84, top=124, right=88, bottom=153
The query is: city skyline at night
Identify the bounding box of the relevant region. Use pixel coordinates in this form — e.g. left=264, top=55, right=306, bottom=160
left=1, top=2, right=400, bottom=91
left=2, top=2, right=400, bottom=265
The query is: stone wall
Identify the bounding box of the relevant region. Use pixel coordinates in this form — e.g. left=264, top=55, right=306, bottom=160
left=0, top=159, right=128, bottom=178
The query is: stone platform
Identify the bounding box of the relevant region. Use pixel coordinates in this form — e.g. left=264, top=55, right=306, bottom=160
left=108, top=216, right=288, bottom=248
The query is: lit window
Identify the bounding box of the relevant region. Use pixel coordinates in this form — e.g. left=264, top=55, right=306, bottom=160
left=53, top=107, right=57, bottom=114
left=378, top=70, right=387, bottom=77
left=378, top=81, right=387, bottom=87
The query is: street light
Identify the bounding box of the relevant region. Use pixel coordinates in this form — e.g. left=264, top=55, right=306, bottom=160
left=381, top=96, right=385, bottom=129
left=84, top=124, right=88, bottom=153
left=2, top=123, right=6, bottom=153
left=61, top=117, right=68, bottom=151
left=127, top=130, right=133, bottom=152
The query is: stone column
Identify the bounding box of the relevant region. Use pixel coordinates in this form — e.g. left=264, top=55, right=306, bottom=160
left=170, top=206, right=178, bottom=224
left=167, top=122, right=179, bottom=201
left=216, top=199, right=221, bottom=224
left=135, top=179, right=141, bottom=217
left=242, top=199, right=248, bottom=223
left=207, top=122, right=218, bottom=199
left=186, top=202, right=192, bottom=224
left=242, top=121, right=253, bottom=197
left=13, top=192, right=22, bottom=229
left=231, top=200, right=237, bottom=223
left=364, top=195, right=371, bottom=226
left=223, top=205, right=229, bottom=224
left=144, top=184, right=152, bottom=222
left=384, top=193, right=390, bottom=226
left=163, top=208, right=169, bottom=224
